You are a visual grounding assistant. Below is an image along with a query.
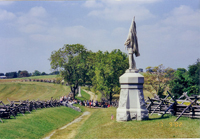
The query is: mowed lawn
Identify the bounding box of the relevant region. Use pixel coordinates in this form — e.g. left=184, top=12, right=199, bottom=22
left=0, top=82, right=70, bottom=104
left=74, top=107, right=200, bottom=138
left=0, top=106, right=82, bottom=139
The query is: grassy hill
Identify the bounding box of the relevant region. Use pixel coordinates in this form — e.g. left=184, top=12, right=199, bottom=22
left=0, top=106, right=82, bottom=139
left=0, top=82, right=70, bottom=104
left=0, top=81, right=83, bottom=139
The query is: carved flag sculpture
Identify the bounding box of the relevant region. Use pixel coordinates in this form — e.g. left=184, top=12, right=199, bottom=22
left=124, top=17, right=140, bottom=70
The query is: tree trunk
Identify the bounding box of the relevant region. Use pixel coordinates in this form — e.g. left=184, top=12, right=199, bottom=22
left=109, top=91, right=112, bottom=105
left=71, top=86, right=75, bottom=99
left=70, top=84, right=78, bottom=100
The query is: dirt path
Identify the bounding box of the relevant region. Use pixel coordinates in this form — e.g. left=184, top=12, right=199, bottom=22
left=43, top=89, right=98, bottom=139
left=43, top=111, right=91, bottom=139
left=82, top=89, right=98, bottom=101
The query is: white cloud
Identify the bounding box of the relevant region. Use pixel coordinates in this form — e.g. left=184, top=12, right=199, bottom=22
left=17, top=15, right=47, bottom=26
left=0, top=9, right=16, bottom=21
left=82, top=0, right=103, bottom=8
left=29, top=6, right=47, bottom=17
left=162, top=5, right=200, bottom=27
left=85, top=0, right=157, bottom=21
left=17, top=6, right=48, bottom=25
left=136, top=4, right=200, bottom=69
left=139, top=5, right=200, bottom=48
left=16, top=6, right=48, bottom=34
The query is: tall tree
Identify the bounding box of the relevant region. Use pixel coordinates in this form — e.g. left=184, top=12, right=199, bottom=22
left=187, top=58, right=200, bottom=95
left=170, top=59, right=200, bottom=97
left=19, top=70, right=29, bottom=77
left=49, top=44, right=88, bottom=99
left=144, top=64, right=175, bottom=97
left=41, top=72, right=47, bottom=75
left=33, top=70, right=41, bottom=76
left=17, top=70, right=21, bottom=77
left=92, top=49, right=128, bottom=103
left=169, top=68, right=187, bottom=98
left=5, top=72, right=17, bottom=78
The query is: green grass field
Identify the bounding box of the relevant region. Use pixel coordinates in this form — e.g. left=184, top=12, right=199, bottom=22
left=0, top=82, right=70, bottom=104
left=74, top=107, right=200, bottom=138
left=20, top=75, right=57, bottom=79
left=12, top=75, right=57, bottom=80
left=0, top=106, right=82, bottom=139
left=75, top=89, right=90, bottom=101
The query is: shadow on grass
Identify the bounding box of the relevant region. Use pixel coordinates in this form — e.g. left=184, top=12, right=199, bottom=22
left=148, top=115, right=170, bottom=120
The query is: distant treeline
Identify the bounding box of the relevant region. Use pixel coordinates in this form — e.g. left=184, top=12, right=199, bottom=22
left=0, top=70, right=59, bottom=78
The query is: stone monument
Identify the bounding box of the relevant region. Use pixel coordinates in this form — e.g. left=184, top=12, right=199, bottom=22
left=116, top=17, right=149, bottom=121
left=77, top=86, right=82, bottom=97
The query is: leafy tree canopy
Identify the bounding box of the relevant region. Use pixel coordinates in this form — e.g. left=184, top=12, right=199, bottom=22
left=19, top=70, right=29, bottom=77
left=5, top=72, right=17, bottom=78
left=170, top=59, right=200, bottom=97
left=92, top=49, right=128, bottom=103
left=33, top=70, right=41, bottom=76
left=41, top=72, right=47, bottom=75
left=144, top=64, right=175, bottom=97
left=49, top=44, right=88, bottom=99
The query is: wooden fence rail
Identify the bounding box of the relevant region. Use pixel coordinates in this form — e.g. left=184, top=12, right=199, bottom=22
left=146, top=91, right=200, bottom=121
left=0, top=98, right=61, bottom=123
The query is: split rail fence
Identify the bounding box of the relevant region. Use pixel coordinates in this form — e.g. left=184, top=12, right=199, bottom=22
left=145, top=91, right=200, bottom=121
left=0, top=98, right=60, bottom=123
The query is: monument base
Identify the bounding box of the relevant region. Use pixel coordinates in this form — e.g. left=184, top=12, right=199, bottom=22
left=116, top=71, right=149, bottom=121
left=117, top=108, right=148, bottom=121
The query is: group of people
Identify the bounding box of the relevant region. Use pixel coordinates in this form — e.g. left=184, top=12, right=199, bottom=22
left=81, top=100, right=110, bottom=108
left=60, top=95, right=111, bottom=108
left=60, top=96, right=78, bottom=105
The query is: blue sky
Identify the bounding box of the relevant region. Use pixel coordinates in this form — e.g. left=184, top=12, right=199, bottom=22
left=0, top=0, right=199, bottom=74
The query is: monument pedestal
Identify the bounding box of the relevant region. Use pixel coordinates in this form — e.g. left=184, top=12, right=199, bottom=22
left=116, top=71, right=149, bottom=121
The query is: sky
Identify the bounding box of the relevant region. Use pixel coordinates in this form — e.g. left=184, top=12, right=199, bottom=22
left=0, top=0, right=199, bottom=74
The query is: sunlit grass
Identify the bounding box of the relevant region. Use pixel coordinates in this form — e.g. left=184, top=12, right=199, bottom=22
left=75, top=89, right=90, bottom=101
left=0, top=106, right=82, bottom=139
left=74, top=107, right=200, bottom=138
left=0, top=82, right=70, bottom=104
